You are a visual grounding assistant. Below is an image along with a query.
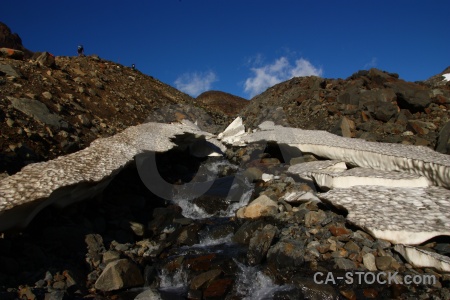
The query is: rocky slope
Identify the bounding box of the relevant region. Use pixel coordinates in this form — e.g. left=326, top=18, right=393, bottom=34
left=196, top=90, right=249, bottom=116
left=240, top=68, right=450, bottom=155
left=0, top=53, right=242, bottom=175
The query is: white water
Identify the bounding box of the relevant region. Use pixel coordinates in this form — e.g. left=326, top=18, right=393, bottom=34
left=197, top=233, right=234, bottom=247
left=234, top=260, right=291, bottom=299
left=172, top=160, right=254, bottom=219
left=159, top=266, right=188, bottom=290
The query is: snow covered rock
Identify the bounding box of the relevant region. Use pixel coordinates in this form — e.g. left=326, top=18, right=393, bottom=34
left=240, top=122, right=450, bottom=188
left=319, top=186, right=450, bottom=245
left=289, top=164, right=429, bottom=190
left=0, top=122, right=221, bottom=231
left=394, top=244, right=450, bottom=272
left=217, top=116, right=246, bottom=145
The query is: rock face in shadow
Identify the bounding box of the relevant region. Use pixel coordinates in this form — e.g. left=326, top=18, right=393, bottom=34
left=0, top=22, right=33, bottom=58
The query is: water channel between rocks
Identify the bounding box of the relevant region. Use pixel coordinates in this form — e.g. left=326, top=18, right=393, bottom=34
left=1, top=143, right=449, bottom=300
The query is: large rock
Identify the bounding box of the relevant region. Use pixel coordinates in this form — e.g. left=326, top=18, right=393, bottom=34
left=7, top=96, right=64, bottom=128
left=0, top=63, right=23, bottom=78
left=33, top=51, right=56, bottom=68
left=0, top=48, right=24, bottom=60
left=267, top=239, right=306, bottom=270
left=247, top=224, right=278, bottom=265
left=236, top=195, right=278, bottom=219
left=386, top=81, right=432, bottom=111
left=94, top=259, right=144, bottom=291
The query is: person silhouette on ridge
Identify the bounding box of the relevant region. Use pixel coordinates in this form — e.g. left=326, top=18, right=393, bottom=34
left=77, top=45, right=84, bottom=57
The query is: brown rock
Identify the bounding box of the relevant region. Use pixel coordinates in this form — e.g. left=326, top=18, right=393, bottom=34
left=340, top=289, right=356, bottom=300
left=203, top=278, right=233, bottom=299
left=190, top=269, right=221, bottom=290
left=184, top=254, right=216, bottom=272
left=329, top=225, right=350, bottom=237
left=0, top=47, right=24, bottom=59
left=240, top=195, right=278, bottom=219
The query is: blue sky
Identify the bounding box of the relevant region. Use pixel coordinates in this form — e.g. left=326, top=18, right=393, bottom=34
left=2, top=1, right=449, bottom=99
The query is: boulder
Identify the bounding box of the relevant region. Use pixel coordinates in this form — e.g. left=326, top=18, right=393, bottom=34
left=33, top=52, right=56, bottom=68
left=237, top=195, right=278, bottom=219
left=267, top=239, right=305, bottom=270
left=0, top=64, right=23, bottom=78
left=94, top=259, right=144, bottom=291
left=0, top=47, right=24, bottom=60
left=247, top=224, right=278, bottom=265
left=7, top=97, right=63, bottom=128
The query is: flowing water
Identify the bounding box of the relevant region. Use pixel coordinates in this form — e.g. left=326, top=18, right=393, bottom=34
left=147, top=157, right=291, bottom=299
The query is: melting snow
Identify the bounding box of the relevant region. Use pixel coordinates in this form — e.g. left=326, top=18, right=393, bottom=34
left=443, top=73, right=450, bottom=81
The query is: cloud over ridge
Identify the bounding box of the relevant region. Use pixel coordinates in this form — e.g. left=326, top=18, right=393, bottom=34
left=175, top=71, right=218, bottom=97
left=244, top=57, right=323, bottom=98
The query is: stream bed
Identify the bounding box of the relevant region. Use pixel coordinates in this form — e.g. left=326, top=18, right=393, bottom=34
left=0, top=145, right=448, bottom=299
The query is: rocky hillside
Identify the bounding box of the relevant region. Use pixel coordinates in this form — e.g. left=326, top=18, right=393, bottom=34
left=0, top=30, right=247, bottom=175
left=240, top=68, right=450, bottom=155
left=196, top=90, right=249, bottom=116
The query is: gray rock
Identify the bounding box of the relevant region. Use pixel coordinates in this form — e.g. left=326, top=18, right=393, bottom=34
left=0, top=64, right=23, bottom=78
left=85, top=234, right=105, bottom=268
left=363, top=253, right=377, bottom=271
left=44, top=290, right=66, bottom=300
left=242, top=167, right=263, bottom=182
left=190, top=269, right=221, bottom=290
left=267, top=239, right=305, bottom=270
left=344, top=241, right=361, bottom=253
left=247, top=224, right=278, bottom=265
left=7, top=97, right=63, bottom=128
left=134, top=289, right=162, bottom=300
left=305, top=210, right=326, bottom=228
left=373, top=101, right=398, bottom=122
left=94, top=259, right=144, bottom=292
left=34, top=52, right=56, bottom=68
left=436, top=121, right=450, bottom=154
left=102, top=250, right=120, bottom=264
left=375, top=256, right=393, bottom=271
left=335, top=258, right=356, bottom=270
left=232, top=220, right=265, bottom=245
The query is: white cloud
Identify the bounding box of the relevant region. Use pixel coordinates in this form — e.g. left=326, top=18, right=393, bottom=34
left=244, top=57, right=323, bottom=98
left=364, top=57, right=377, bottom=69
left=174, top=71, right=218, bottom=97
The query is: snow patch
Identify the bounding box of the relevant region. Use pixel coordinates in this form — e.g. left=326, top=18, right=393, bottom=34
left=320, top=186, right=450, bottom=244
left=394, top=244, right=450, bottom=272
left=442, top=73, right=450, bottom=81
